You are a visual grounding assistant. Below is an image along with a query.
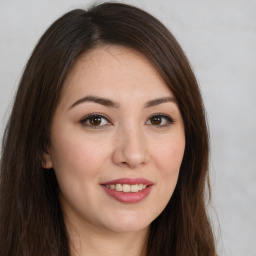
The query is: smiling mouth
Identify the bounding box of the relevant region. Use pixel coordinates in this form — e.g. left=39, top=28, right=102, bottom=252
left=101, top=178, right=153, bottom=203
left=104, top=184, right=148, bottom=193
left=101, top=184, right=152, bottom=203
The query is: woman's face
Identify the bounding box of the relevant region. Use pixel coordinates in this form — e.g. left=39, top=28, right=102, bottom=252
left=45, top=45, right=185, bottom=234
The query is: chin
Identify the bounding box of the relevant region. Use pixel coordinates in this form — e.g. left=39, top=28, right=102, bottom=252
left=102, top=211, right=153, bottom=234
left=107, top=222, right=150, bottom=234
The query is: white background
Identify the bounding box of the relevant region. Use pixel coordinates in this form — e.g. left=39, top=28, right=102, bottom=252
left=0, top=0, right=255, bottom=255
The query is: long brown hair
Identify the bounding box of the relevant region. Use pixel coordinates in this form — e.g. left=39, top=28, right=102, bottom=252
left=0, top=2, right=216, bottom=255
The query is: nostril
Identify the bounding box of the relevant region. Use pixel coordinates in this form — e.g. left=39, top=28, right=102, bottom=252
left=112, top=137, right=150, bottom=168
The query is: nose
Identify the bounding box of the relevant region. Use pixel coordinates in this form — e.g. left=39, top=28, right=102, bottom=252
left=112, top=126, right=150, bottom=169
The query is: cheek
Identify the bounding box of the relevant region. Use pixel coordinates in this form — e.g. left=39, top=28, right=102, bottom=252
left=145, top=136, right=185, bottom=219
left=50, top=133, right=111, bottom=179
left=49, top=134, right=112, bottom=211
left=153, top=135, right=185, bottom=202
left=154, top=137, right=185, bottom=177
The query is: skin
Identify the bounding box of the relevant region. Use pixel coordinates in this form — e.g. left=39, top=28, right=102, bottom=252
left=44, top=45, right=185, bottom=256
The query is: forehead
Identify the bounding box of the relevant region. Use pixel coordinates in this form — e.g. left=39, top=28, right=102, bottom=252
left=60, top=45, right=174, bottom=106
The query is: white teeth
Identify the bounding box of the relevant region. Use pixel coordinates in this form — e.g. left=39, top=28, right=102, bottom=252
left=105, top=184, right=148, bottom=192
left=123, top=184, right=131, bottom=192
left=110, top=184, right=115, bottom=189
left=115, top=184, right=122, bottom=191
left=131, top=184, right=139, bottom=192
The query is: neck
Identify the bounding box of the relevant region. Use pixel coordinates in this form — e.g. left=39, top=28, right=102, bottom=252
left=65, top=216, right=149, bottom=256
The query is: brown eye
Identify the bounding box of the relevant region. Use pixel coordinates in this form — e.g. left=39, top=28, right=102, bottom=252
left=146, top=114, right=174, bottom=127
left=150, top=116, right=162, bottom=125
left=89, top=116, right=102, bottom=126
left=80, top=114, right=111, bottom=128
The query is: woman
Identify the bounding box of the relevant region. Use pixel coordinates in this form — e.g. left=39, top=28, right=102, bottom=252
left=0, top=2, right=216, bottom=255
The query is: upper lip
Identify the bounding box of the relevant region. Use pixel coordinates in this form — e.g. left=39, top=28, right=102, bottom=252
left=101, top=178, right=153, bottom=186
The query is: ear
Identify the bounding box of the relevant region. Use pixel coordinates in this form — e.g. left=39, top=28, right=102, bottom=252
left=42, top=148, right=53, bottom=169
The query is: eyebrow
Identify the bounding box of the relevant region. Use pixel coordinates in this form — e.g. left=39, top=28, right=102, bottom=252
left=144, top=97, right=176, bottom=108
left=68, top=95, right=176, bottom=110
left=69, top=96, right=120, bottom=109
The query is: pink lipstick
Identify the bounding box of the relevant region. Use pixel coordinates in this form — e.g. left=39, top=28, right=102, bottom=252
left=101, top=178, right=153, bottom=203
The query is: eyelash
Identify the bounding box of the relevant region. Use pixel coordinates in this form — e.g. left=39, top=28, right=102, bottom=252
left=146, top=113, right=175, bottom=127
left=79, top=113, right=175, bottom=129
left=80, top=114, right=112, bottom=129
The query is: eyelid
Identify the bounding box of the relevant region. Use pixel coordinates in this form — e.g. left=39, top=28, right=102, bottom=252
left=79, top=113, right=112, bottom=128
left=79, top=112, right=175, bottom=129
left=146, top=113, right=175, bottom=127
